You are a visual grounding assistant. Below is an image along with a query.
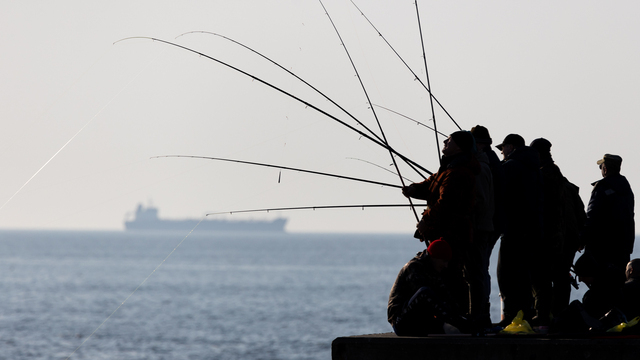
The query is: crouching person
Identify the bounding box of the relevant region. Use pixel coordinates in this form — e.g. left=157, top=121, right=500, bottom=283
left=551, top=253, right=625, bottom=333
left=387, top=239, right=473, bottom=336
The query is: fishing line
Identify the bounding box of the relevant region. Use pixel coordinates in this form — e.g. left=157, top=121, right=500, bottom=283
left=0, top=47, right=114, bottom=155
left=64, top=218, right=205, bottom=360
left=0, top=47, right=166, bottom=214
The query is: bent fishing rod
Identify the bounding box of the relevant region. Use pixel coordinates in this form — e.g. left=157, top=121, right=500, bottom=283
left=115, top=37, right=432, bottom=176
left=207, top=203, right=420, bottom=216
left=318, top=0, right=420, bottom=223
left=177, top=31, right=427, bottom=180
left=349, top=0, right=462, bottom=132
left=177, top=31, right=387, bottom=148
left=152, top=155, right=402, bottom=188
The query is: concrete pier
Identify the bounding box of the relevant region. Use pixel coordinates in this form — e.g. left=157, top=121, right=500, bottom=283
left=332, top=332, right=640, bottom=360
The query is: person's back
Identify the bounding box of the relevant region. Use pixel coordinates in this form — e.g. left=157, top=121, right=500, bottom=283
left=502, top=146, right=543, bottom=238
left=587, top=174, right=635, bottom=255
left=387, top=250, right=446, bottom=327
left=584, top=154, right=635, bottom=274
left=387, top=240, right=472, bottom=336
left=496, top=134, right=543, bottom=325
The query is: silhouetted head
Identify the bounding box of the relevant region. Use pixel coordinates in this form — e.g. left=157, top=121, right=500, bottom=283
left=445, top=130, right=476, bottom=156
left=470, top=125, right=492, bottom=145
left=626, top=259, right=640, bottom=280
left=597, top=154, right=622, bottom=176
left=496, top=134, right=525, bottom=159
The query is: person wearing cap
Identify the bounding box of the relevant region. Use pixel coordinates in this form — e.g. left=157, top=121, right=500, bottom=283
left=530, top=138, right=586, bottom=324
left=401, top=130, right=480, bottom=317
left=583, top=154, right=635, bottom=285
left=387, top=239, right=474, bottom=335
left=495, top=134, right=543, bottom=326
left=496, top=133, right=525, bottom=161
left=468, top=125, right=500, bottom=328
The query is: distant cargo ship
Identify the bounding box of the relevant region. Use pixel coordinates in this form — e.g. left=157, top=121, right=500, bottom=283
left=124, top=204, right=287, bottom=232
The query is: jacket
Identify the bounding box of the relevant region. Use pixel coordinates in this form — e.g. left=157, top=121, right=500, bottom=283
left=408, top=153, right=480, bottom=245
left=387, top=250, right=448, bottom=325
left=584, top=174, right=635, bottom=256
left=501, top=146, right=543, bottom=240
left=473, top=150, right=495, bottom=232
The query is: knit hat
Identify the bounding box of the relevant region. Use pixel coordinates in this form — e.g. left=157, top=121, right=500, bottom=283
left=530, top=138, right=552, bottom=154
left=470, top=125, right=492, bottom=145
left=427, top=238, right=453, bottom=261
left=450, top=130, right=477, bottom=154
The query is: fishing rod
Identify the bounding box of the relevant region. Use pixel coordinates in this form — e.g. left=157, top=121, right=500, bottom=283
left=115, top=37, right=432, bottom=176
left=372, top=104, right=447, bottom=137
left=346, top=157, right=414, bottom=184
left=349, top=0, right=462, bottom=132
left=152, top=155, right=402, bottom=188
left=177, top=31, right=428, bottom=181
left=318, top=0, right=421, bottom=223
left=414, top=0, right=442, bottom=161
left=207, top=203, right=419, bottom=216
left=177, top=31, right=387, bottom=147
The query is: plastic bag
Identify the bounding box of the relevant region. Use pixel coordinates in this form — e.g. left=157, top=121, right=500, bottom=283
left=499, top=310, right=535, bottom=334
left=606, top=316, right=640, bottom=333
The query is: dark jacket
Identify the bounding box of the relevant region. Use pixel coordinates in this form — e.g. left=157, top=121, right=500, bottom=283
left=473, top=151, right=494, bottom=232
left=501, top=146, right=543, bottom=241
left=539, top=158, right=566, bottom=251
left=584, top=174, right=635, bottom=257
left=387, top=250, right=448, bottom=325
left=485, top=148, right=506, bottom=236
left=407, top=153, right=480, bottom=246
left=621, top=278, right=640, bottom=320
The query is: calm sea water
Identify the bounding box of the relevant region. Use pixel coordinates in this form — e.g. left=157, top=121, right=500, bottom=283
left=0, top=230, right=599, bottom=360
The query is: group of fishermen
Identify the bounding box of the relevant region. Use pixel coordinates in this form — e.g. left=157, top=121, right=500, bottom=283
left=387, top=126, right=637, bottom=335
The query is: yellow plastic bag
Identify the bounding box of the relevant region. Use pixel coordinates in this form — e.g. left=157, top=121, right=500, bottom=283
left=499, top=310, right=535, bottom=334
left=606, top=316, right=640, bottom=333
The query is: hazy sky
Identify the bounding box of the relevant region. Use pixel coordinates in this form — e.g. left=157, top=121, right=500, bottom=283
left=1, top=1, right=639, bottom=233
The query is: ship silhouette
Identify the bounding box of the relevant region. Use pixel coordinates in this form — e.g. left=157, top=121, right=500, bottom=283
left=124, top=204, right=287, bottom=232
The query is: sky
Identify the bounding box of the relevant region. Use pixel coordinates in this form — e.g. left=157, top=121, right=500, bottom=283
left=1, top=1, right=639, bottom=233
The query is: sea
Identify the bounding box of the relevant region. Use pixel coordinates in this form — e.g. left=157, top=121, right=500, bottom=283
left=0, top=229, right=604, bottom=360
